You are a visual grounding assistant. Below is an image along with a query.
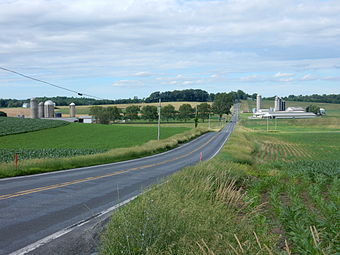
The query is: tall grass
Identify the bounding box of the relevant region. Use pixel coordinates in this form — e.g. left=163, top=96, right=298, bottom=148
left=101, top=161, right=277, bottom=255
left=0, top=127, right=208, bottom=178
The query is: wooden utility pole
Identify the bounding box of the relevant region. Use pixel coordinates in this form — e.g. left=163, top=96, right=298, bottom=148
left=157, top=99, right=161, bottom=141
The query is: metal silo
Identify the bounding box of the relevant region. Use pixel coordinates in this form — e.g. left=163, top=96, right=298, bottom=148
left=38, top=102, right=44, bottom=118
left=69, top=102, right=76, bottom=117
left=256, top=94, right=261, bottom=111
left=30, top=98, right=38, bottom=119
left=44, top=100, right=55, bottom=118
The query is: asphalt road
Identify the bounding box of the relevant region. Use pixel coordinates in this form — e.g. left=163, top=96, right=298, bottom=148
left=0, top=108, right=238, bottom=255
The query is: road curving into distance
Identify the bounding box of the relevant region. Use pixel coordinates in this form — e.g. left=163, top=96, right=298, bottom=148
left=0, top=105, right=238, bottom=255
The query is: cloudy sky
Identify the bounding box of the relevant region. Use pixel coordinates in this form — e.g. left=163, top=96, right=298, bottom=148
left=1, top=0, right=340, bottom=99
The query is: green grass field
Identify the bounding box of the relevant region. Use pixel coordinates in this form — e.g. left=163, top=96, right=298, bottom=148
left=0, top=124, right=189, bottom=163
left=0, top=117, right=68, bottom=136
left=101, top=101, right=340, bottom=255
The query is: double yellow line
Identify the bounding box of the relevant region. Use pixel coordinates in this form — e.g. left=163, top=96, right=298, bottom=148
left=0, top=134, right=217, bottom=201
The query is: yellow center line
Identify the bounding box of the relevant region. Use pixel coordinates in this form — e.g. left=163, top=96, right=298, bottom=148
left=0, top=134, right=217, bottom=201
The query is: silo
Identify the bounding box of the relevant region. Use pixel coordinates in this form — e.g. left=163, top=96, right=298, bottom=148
left=38, top=102, right=44, bottom=118
left=69, top=102, right=76, bottom=117
left=281, top=100, right=286, bottom=111
left=256, top=94, right=261, bottom=111
left=30, top=98, right=38, bottom=119
left=44, top=100, right=55, bottom=118
left=274, top=96, right=279, bottom=111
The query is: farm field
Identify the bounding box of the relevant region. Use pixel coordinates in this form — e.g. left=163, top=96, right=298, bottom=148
left=0, top=123, right=189, bottom=163
left=0, top=117, right=68, bottom=136
left=101, top=101, right=340, bottom=254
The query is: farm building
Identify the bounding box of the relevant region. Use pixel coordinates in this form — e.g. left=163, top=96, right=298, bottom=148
left=262, top=112, right=316, bottom=119
left=78, top=116, right=94, bottom=123
left=251, top=94, right=317, bottom=119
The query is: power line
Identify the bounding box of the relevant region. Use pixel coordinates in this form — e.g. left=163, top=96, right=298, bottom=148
left=0, top=66, right=106, bottom=100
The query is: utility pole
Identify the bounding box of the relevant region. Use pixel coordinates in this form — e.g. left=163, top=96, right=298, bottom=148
left=209, top=113, right=211, bottom=129
left=157, top=98, right=161, bottom=141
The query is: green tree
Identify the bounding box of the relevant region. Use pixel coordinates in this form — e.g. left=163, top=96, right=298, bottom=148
left=89, top=106, right=121, bottom=124
left=125, top=105, right=140, bottom=120
left=106, top=106, right=122, bottom=121
left=178, top=104, right=194, bottom=122
left=161, top=104, right=176, bottom=121
left=212, top=93, right=232, bottom=119
left=197, top=103, right=211, bottom=122
left=141, top=105, right=158, bottom=121
left=306, top=104, right=320, bottom=115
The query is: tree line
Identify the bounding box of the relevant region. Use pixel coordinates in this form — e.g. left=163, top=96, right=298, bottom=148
left=264, top=94, right=340, bottom=104
left=0, top=89, right=248, bottom=107
left=90, top=92, right=233, bottom=124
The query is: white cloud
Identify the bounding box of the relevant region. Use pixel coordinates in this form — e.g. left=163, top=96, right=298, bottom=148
left=274, top=72, right=295, bottom=78
left=300, top=74, right=315, bottom=81
left=278, top=77, right=294, bottom=82
left=134, top=71, right=152, bottom=77
left=240, top=75, right=259, bottom=81
left=182, top=80, right=194, bottom=85
left=112, top=80, right=143, bottom=87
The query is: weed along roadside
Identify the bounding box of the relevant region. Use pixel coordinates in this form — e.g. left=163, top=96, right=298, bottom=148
left=100, top=114, right=340, bottom=254
left=0, top=127, right=209, bottom=178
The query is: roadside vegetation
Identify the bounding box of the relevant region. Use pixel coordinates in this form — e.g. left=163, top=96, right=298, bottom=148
left=101, top=102, right=340, bottom=255
left=0, top=117, right=68, bottom=136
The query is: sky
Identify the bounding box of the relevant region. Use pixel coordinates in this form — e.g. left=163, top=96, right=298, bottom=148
left=0, top=0, right=340, bottom=100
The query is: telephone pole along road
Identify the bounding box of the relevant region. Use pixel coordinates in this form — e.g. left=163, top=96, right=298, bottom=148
left=0, top=106, right=238, bottom=255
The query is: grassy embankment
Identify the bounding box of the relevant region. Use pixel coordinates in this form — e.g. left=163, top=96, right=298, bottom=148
left=101, top=102, right=340, bottom=254
left=0, top=122, right=211, bottom=178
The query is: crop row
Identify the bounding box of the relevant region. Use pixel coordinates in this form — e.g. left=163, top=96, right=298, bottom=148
left=0, top=148, right=106, bottom=163
left=0, top=117, right=68, bottom=136
left=256, top=142, right=311, bottom=162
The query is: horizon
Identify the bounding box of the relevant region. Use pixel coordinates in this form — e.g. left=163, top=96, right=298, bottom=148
left=1, top=0, right=340, bottom=99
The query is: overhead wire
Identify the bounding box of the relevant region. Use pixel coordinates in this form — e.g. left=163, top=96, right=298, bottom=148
left=0, top=66, right=107, bottom=100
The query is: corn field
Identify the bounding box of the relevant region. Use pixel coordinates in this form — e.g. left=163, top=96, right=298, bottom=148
left=0, top=148, right=105, bottom=163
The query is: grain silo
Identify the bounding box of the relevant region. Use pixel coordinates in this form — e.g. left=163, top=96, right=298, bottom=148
left=30, top=98, right=38, bottom=119
left=44, top=100, right=55, bottom=118
left=69, top=102, right=76, bottom=117
left=38, top=102, right=44, bottom=118
left=256, top=94, right=261, bottom=111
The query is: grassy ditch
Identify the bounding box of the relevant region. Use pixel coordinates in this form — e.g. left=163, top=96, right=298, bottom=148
left=0, top=127, right=208, bottom=178
left=100, top=124, right=339, bottom=254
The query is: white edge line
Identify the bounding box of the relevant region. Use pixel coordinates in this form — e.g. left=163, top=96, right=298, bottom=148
left=8, top=195, right=139, bottom=255
left=0, top=131, right=212, bottom=182
left=208, top=112, right=238, bottom=160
